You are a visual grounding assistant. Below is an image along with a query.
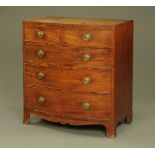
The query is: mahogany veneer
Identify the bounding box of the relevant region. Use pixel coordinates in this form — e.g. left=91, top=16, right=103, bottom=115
left=23, top=17, right=133, bottom=138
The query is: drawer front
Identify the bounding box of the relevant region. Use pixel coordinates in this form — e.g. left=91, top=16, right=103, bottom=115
left=23, top=22, right=60, bottom=44
left=63, top=28, right=112, bottom=47
left=24, top=85, right=112, bottom=120
left=23, top=43, right=112, bottom=69
left=24, top=63, right=112, bottom=93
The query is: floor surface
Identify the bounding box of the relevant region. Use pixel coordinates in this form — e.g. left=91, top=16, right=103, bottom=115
left=0, top=91, right=155, bottom=147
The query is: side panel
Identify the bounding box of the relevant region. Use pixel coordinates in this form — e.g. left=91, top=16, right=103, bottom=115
left=114, top=21, right=133, bottom=123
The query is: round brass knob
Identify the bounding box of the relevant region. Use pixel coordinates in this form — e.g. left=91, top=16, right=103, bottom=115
left=82, top=77, right=91, bottom=84
left=37, top=50, right=45, bottom=58
left=38, top=96, right=45, bottom=104
left=37, top=31, right=44, bottom=38
left=38, top=72, right=45, bottom=80
left=82, top=33, right=91, bottom=42
left=82, top=54, right=91, bottom=61
left=83, top=102, right=91, bottom=110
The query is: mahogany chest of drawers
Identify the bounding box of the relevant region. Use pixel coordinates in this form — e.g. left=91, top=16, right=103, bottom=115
left=23, top=17, right=133, bottom=138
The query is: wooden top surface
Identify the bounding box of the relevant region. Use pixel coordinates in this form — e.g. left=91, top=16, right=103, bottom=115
left=23, top=16, right=132, bottom=26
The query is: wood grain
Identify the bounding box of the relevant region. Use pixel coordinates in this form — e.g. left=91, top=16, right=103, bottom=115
left=23, top=16, right=130, bottom=26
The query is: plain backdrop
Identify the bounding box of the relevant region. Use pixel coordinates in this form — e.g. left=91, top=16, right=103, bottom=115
left=0, top=6, right=155, bottom=147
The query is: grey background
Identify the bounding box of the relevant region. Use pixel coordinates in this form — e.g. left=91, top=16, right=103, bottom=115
left=0, top=6, right=155, bottom=147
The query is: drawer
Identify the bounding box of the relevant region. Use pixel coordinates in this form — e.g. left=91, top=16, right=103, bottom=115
left=24, top=85, right=112, bottom=120
left=23, top=22, right=60, bottom=44
left=23, top=43, right=112, bottom=69
left=24, top=63, right=112, bottom=93
left=63, top=28, right=112, bottom=47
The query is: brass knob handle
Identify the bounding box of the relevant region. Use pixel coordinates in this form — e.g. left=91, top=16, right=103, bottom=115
left=82, top=77, right=91, bottom=84
left=38, top=96, right=45, bottom=104
left=82, top=33, right=91, bottom=42
left=82, top=54, right=91, bottom=61
left=37, top=50, right=45, bottom=58
left=38, top=72, right=45, bottom=80
left=37, top=31, right=44, bottom=38
left=83, top=102, right=91, bottom=110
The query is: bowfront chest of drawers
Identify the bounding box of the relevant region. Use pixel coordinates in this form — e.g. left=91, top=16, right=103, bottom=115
left=23, top=17, right=133, bottom=138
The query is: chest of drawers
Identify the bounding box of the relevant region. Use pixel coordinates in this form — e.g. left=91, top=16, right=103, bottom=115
left=23, top=17, right=133, bottom=138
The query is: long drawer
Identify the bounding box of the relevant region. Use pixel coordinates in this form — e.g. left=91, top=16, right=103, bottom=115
left=23, top=43, right=112, bottom=69
left=24, top=63, right=112, bottom=93
left=24, top=85, right=112, bottom=120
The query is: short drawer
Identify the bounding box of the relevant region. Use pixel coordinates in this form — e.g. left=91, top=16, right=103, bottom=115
left=24, top=85, right=112, bottom=120
left=23, top=22, right=61, bottom=44
left=63, top=28, right=112, bottom=47
left=23, top=43, right=112, bottom=69
left=24, top=63, right=112, bottom=93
